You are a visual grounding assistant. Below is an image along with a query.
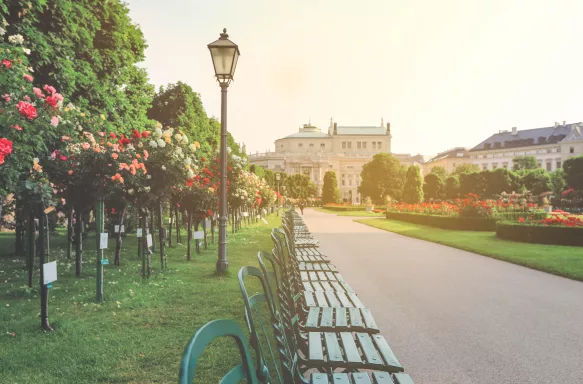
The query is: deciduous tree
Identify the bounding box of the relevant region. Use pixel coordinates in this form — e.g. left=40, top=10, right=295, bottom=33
left=321, top=171, right=341, bottom=204
left=423, top=173, right=444, bottom=200
left=358, top=153, right=405, bottom=204
left=402, top=165, right=424, bottom=203
left=563, top=155, right=583, bottom=190
left=512, top=155, right=538, bottom=171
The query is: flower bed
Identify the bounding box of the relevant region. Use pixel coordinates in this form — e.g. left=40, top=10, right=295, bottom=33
left=385, top=211, right=497, bottom=231
left=496, top=210, right=583, bottom=246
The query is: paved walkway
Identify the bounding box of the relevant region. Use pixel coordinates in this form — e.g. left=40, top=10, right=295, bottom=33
left=300, top=208, right=583, bottom=384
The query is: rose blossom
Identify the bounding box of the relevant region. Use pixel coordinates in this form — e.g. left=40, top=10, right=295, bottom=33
left=2, top=60, right=11, bottom=68
left=16, top=101, right=37, bottom=120
left=50, top=116, right=59, bottom=127
left=43, top=85, right=56, bottom=95
left=2, top=94, right=11, bottom=103
left=33, top=88, right=44, bottom=99
left=23, top=74, right=33, bottom=82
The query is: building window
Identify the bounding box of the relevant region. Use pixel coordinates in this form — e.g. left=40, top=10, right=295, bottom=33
left=349, top=180, right=352, bottom=186
left=298, top=143, right=303, bottom=148
left=537, top=160, right=543, bottom=167
left=557, top=161, right=562, bottom=169
left=482, top=164, right=488, bottom=170
left=320, top=143, right=325, bottom=148
left=341, top=180, right=345, bottom=186
left=342, top=142, right=346, bottom=149
left=347, top=142, right=352, bottom=149
left=570, top=147, right=575, bottom=154
left=453, top=163, right=456, bottom=168
left=502, top=162, right=508, bottom=169
left=492, top=163, right=498, bottom=169
left=372, top=142, right=376, bottom=149
left=357, top=142, right=361, bottom=149
left=342, top=174, right=345, bottom=178
left=546, top=162, right=552, bottom=171
left=362, top=142, right=367, bottom=149
left=377, top=142, right=382, bottom=149
left=309, top=143, right=314, bottom=147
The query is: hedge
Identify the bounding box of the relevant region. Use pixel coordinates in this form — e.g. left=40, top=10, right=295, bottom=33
left=324, top=206, right=367, bottom=212
left=385, top=211, right=496, bottom=231
left=493, top=212, right=548, bottom=221
left=496, top=221, right=583, bottom=246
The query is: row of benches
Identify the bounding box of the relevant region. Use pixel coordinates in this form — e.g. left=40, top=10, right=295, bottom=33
left=179, top=209, right=415, bottom=383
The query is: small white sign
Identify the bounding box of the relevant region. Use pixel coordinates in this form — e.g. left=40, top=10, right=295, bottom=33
left=137, top=228, right=143, bottom=238
left=114, top=225, right=125, bottom=233
left=43, top=261, right=57, bottom=285
left=146, top=234, right=153, bottom=247
left=100, top=233, right=109, bottom=249
left=193, top=231, right=205, bottom=240
left=242, top=212, right=249, bottom=217
left=168, top=217, right=172, bottom=224
left=205, top=218, right=211, bottom=228
left=262, top=218, right=268, bottom=224
left=256, top=215, right=260, bottom=219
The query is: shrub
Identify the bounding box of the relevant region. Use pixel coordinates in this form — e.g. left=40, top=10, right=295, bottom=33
left=496, top=221, right=583, bottom=246
left=385, top=211, right=497, bottom=231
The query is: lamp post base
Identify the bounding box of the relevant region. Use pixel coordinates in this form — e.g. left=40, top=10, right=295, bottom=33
left=216, top=259, right=229, bottom=274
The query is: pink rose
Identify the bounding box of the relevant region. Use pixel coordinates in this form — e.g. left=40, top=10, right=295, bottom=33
left=11, top=125, right=22, bottom=131
left=33, top=88, right=44, bottom=99
left=2, top=94, right=10, bottom=103
left=23, top=74, right=33, bottom=82
left=43, top=85, right=56, bottom=95
left=82, top=142, right=90, bottom=150
left=50, top=116, right=59, bottom=127
left=16, top=101, right=37, bottom=120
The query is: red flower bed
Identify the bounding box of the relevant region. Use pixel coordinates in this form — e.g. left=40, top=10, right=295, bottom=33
left=516, top=210, right=583, bottom=227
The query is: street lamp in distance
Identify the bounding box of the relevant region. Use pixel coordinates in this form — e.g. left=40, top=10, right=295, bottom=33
left=208, top=28, right=240, bottom=275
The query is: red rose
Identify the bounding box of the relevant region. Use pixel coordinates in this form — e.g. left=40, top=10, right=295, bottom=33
left=131, top=129, right=140, bottom=139
left=16, top=101, right=37, bottom=120
left=45, top=95, right=58, bottom=108
left=141, top=131, right=150, bottom=138
left=109, top=133, right=117, bottom=139
left=207, top=210, right=213, bottom=217
left=2, top=60, right=11, bottom=68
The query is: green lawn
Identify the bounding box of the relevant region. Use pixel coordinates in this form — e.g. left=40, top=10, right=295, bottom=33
left=315, top=207, right=385, bottom=217
left=356, top=218, right=583, bottom=282
left=0, top=215, right=279, bottom=383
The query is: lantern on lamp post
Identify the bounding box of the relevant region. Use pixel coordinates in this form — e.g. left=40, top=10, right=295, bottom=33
left=208, top=28, right=240, bottom=274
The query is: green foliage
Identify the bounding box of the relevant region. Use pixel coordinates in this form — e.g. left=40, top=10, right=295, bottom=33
left=283, top=174, right=317, bottom=199
left=550, top=168, right=567, bottom=196
left=385, top=211, right=496, bottom=231
left=496, top=221, right=583, bottom=246
left=563, top=155, right=583, bottom=190
left=358, top=153, right=405, bottom=204
left=444, top=175, right=460, bottom=199
left=512, top=155, right=539, bottom=171
left=402, top=165, right=423, bottom=203
left=452, top=163, right=480, bottom=175
left=430, top=166, right=448, bottom=180
left=1, top=0, right=154, bottom=134
left=321, top=171, right=341, bottom=204
left=148, top=82, right=219, bottom=159
left=459, top=172, right=487, bottom=196
left=484, top=168, right=520, bottom=196
left=423, top=173, right=444, bottom=200
left=519, top=168, right=552, bottom=195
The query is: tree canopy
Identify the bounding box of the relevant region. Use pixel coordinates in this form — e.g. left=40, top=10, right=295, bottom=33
left=284, top=174, right=317, bottom=200
left=512, top=155, right=538, bottom=171
left=402, top=165, right=423, bottom=203
left=452, top=163, right=480, bottom=175
left=423, top=173, right=444, bottom=200
left=563, top=155, right=583, bottom=190
left=430, top=166, right=448, bottom=180
left=321, top=171, right=341, bottom=204
left=358, top=153, right=405, bottom=204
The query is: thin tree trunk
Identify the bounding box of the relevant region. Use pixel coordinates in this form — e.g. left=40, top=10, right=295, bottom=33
left=75, top=208, right=83, bottom=277
left=195, top=220, right=200, bottom=254
left=38, top=202, right=52, bottom=331
left=186, top=211, right=192, bottom=260
left=145, top=210, right=151, bottom=278
left=137, top=211, right=142, bottom=260
left=67, top=207, right=73, bottom=260
left=157, top=199, right=165, bottom=270
left=150, top=207, right=156, bottom=253
left=15, top=201, right=22, bottom=256
left=203, top=217, right=208, bottom=250
left=175, top=206, right=181, bottom=244
left=27, top=208, right=35, bottom=288
left=168, top=203, right=173, bottom=248
left=114, top=207, right=125, bottom=266
left=211, top=218, right=215, bottom=244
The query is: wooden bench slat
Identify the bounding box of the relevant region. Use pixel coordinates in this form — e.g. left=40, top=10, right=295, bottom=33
left=306, top=307, right=320, bottom=329
left=372, top=334, right=404, bottom=373
left=361, top=308, right=379, bottom=332
left=310, top=373, right=329, bottom=384
left=348, top=293, right=365, bottom=308
left=312, top=281, right=325, bottom=291
left=324, top=290, right=341, bottom=308
left=330, top=281, right=345, bottom=292
left=303, top=282, right=313, bottom=291
left=339, top=332, right=362, bottom=365
left=391, top=373, right=414, bottom=384
left=320, top=307, right=334, bottom=328
left=320, top=281, right=334, bottom=291
left=309, top=332, right=324, bottom=363
left=301, top=271, right=309, bottom=281
left=315, top=291, right=329, bottom=307
left=349, top=307, right=365, bottom=331
left=335, top=307, right=348, bottom=328
left=304, top=291, right=316, bottom=307
left=332, top=373, right=351, bottom=384
left=336, top=291, right=354, bottom=308
left=352, top=372, right=374, bottom=384
left=317, top=271, right=327, bottom=281
left=341, top=281, right=355, bottom=294
left=372, top=372, right=394, bottom=384
left=326, top=271, right=337, bottom=281
left=356, top=332, right=384, bottom=368
left=324, top=332, right=344, bottom=363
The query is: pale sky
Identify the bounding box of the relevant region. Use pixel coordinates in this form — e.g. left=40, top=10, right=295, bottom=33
left=126, top=0, right=583, bottom=158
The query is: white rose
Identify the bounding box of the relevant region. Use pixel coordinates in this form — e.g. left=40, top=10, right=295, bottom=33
left=144, top=186, right=151, bottom=192
left=161, top=165, right=166, bottom=171
left=149, top=140, right=158, bottom=148
left=157, top=139, right=165, bottom=148
left=173, top=133, right=182, bottom=141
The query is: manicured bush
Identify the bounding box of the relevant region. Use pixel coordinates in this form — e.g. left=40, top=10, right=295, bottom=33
left=324, top=205, right=367, bottom=212
left=496, top=221, right=583, bottom=246
left=385, top=211, right=497, bottom=231
left=494, top=212, right=547, bottom=221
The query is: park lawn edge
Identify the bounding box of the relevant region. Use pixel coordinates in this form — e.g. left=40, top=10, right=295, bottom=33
left=315, top=207, right=384, bottom=217
left=355, top=218, right=583, bottom=282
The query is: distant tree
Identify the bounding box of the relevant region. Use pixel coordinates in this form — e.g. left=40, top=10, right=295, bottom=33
left=459, top=172, right=488, bottom=196
left=423, top=173, right=444, bottom=200
left=452, top=163, right=480, bottom=175
left=563, top=155, right=583, bottom=190
left=549, top=169, right=567, bottom=196
left=402, top=166, right=424, bottom=203
left=321, top=171, right=341, bottom=204
left=520, top=168, right=552, bottom=195
left=430, top=166, right=448, bottom=180
left=512, top=156, right=539, bottom=171
left=444, top=175, right=460, bottom=199
left=484, top=168, right=520, bottom=197
left=358, top=153, right=406, bottom=204
left=250, top=165, right=266, bottom=179
left=284, top=174, right=317, bottom=200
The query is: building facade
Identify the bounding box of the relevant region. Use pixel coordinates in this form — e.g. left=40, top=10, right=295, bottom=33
left=423, top=147, right=471, bottom=174
left=249, top=119, right=415, bottom=203
left=469, top=122, right=583, bottom=172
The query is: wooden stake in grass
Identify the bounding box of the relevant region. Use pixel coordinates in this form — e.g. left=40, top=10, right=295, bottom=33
left=27, top=207, right=35, bottom=288
left=37, top=202, right=52, bottom=331
left=186, top=210, right=192, bottom=260
left=157, top=199, right=165, bottom=270
left=114, top=206, right=125, bottom=266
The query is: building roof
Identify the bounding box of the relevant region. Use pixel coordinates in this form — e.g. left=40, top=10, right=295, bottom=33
left=470, top=123, right=580, bottom=152
left=336, top=126, right=387, bottom=135
left=281, top=131, right=330, bottom=139
left=426, top=147, right=469, bottom=163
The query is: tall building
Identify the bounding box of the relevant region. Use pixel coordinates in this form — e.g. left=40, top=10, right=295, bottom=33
left=469, top=122, right=583, bottom=171
left=249, top=119, right=418, bottom=203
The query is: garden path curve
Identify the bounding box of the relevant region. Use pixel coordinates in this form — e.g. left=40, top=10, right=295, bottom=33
left=300, top=208, right=583, bottom=384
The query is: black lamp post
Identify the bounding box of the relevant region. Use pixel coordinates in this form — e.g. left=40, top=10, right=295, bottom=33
left=208, top=28, right=240, bottom=274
